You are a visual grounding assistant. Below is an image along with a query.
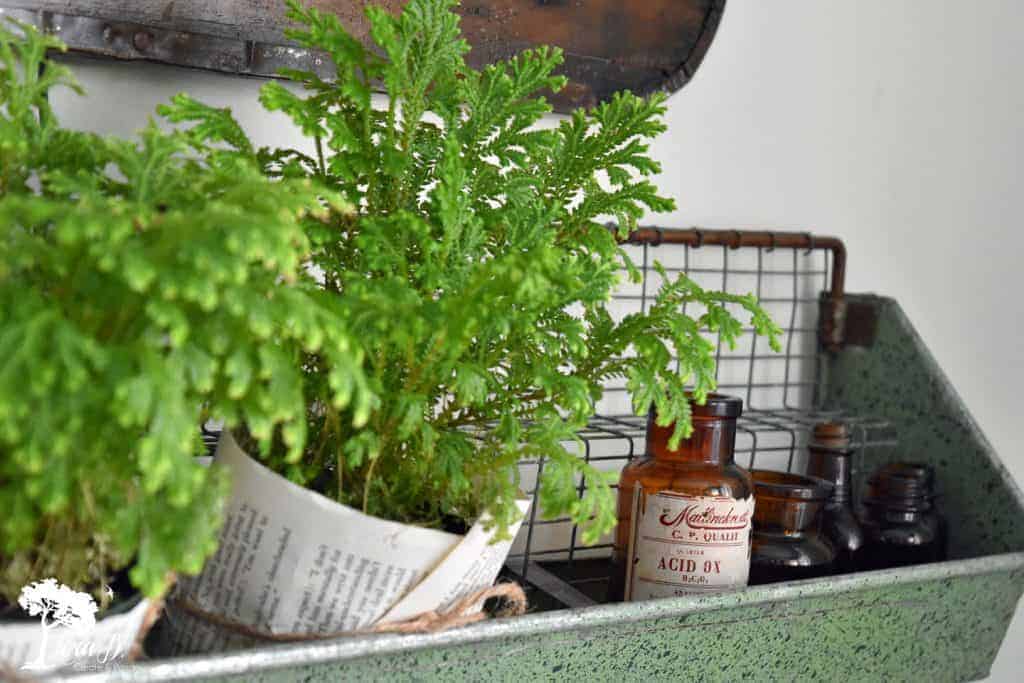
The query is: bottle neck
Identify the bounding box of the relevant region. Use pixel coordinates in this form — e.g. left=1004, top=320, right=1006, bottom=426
left=807, top=447, right=853, bottom=504
left=863, top=501, right=931, bottom=524
left=647, top=415, right=737, bottom=465
left=864, top=466, right=936, bottom=519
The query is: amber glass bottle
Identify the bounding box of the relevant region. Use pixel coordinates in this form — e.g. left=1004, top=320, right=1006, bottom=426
left=806, top=421, right=864, bottom=573
left=609, top=394, right=754, bottom=602
left=859, top=462, right=947, bottom=570
left=749, top=470, right=836, bottom=585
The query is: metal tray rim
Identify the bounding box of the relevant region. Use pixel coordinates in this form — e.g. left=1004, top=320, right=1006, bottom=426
left=64, top=551, right=1024, bottom=682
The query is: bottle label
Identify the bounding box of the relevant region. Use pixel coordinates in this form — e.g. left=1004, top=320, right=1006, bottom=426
left=624, top=488, right=754, bottom=600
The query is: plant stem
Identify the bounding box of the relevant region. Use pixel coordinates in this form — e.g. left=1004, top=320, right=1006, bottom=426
left=314, top=135, right=326, bottom=177
left=362, top=454, right=380, bottom=514
left=342, top=450, right=350, bottom=499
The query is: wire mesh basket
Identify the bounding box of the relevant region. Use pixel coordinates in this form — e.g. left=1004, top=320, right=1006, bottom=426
left=503, top=227, right=898, bottom=607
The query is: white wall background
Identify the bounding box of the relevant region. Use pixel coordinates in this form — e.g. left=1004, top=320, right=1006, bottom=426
left=47, top=1, right=1024, bottom=678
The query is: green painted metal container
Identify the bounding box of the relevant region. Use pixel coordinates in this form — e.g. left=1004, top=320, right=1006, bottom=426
left=61, top=262, right=1024, bottom=681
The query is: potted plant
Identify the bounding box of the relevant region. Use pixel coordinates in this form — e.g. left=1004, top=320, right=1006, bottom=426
left=0, top=20, right=369, bottom=669
left=158, top=0, right=782, bottom=653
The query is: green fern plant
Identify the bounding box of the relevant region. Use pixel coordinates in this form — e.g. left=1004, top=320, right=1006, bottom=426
left=165, top=0, right=782, bottom=544
left=0, top=21, right=369, bottom=603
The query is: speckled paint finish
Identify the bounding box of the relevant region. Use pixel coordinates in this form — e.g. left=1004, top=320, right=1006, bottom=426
left=825, top=295, right=1024, bottom=557
left=58, top=295, right=1024, bottom=683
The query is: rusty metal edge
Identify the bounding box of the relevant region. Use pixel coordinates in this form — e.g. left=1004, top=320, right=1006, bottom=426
left=624, top=226, right=850, bottom=351
left=625, top=226, right=845, bottom=298
left=0, top=6, right=335, bottom=81
left=658, top=0, right=727, bottom=95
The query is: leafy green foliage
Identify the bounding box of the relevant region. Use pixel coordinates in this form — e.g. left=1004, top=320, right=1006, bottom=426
left=0, top=0, right=782, bottom=602
left=167, top=0, right=782, bottom=544
left=0, top=20, right=369, bottom=601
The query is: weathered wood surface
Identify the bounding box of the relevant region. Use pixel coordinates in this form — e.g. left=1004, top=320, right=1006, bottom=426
left=0, top=1, right=725, bottom=112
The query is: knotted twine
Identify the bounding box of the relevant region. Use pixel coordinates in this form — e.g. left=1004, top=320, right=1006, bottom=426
left=157, top=582, right=527, bottom=645
left=6, top=576, right=519, bottom=677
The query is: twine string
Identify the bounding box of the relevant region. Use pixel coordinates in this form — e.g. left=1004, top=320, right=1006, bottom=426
left=168, top=582, right=527, bottom=643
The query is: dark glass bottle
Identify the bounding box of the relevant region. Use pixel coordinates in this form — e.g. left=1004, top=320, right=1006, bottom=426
left=806, top=421, right=864, bottom=573
left=609, top=394, right=754, bottom=602
left=859, top=462, right=947, bottom=570
left=749, top=470, right=836, bottom=585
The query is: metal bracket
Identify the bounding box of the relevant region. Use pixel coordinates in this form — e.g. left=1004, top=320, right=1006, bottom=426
left=820, top=293, right=878, bottom=350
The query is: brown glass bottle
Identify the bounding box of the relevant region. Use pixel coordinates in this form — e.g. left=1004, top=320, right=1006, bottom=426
left=806, top=421, right=864, bottom=573
left=749, top=470, right=836, bottom=585
left=859, top=462, right=947, bottom=570
left=609, top=394, right=754, bottom=602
